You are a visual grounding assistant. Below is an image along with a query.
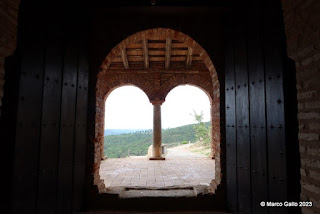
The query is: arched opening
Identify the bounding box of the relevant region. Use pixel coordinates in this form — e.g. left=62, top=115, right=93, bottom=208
left=162, top=85, right=213, bottom=158
left=94, top=28, right=220, bottom=197
left=103, top=85, right=152, bottom=159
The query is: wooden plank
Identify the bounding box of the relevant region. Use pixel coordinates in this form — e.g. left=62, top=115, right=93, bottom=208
left=121, top=48, right=129, bottom=69
left=149, top=57, right=165, bottom=62
left=142, top=38, right=149, bottom=69
left=11, top=14, right=45, bottom=214
left=113, top=56, right=199, bottom=63
left=127, top=56, right=144, bottom=62
left=171, top=43, right=188, bottom=48
left=165, top=38, right=172, bottom=69
left=148, top=43, right=165, bottom=49
left=126, top=43, right=142, bottom=49
left=225, top=19, right=238, bottom=212
left=126, top=50, right=143, bottom=56
left=73, top=41, right=89, bottom=211
left=148, top=39, right=166, bottom=43
left=57, top=40, right=78, bottom=214
left=149, top=50, right=166, bottom=55
left=186, top=47, right=193, bottom=69
left=171, top=56, right=187, bottom=61
left=191, top=56, right=202, bottom=61
left=37, top=34, right=63, bottom=214
left=234, top=16, right=251, bottom=214
left=247, top=2, right=268, bottom=213
left=263, top=1, right=287, bottom=213
left=107, top=69, right=201, bottom=74
left=171, top=50, right=188, bottom=55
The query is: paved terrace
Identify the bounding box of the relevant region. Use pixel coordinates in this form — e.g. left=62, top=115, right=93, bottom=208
left=100, top=157, right=215, bottom=189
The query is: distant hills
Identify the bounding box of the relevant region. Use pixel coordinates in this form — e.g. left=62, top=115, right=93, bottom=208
left=104, top=122, right=210, bottom=158
left=104, top=129, right=147, bottom=136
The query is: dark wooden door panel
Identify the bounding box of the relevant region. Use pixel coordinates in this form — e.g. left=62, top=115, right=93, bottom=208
left=37, top=34, right=63, bottom=214
left=247, top=2, right=268, bottom=214
left=263, top=1, right=287, bottom=214
left=225, top=2, right=288, bottom=213
left=57, top=40, right=79, bottom=214
left=225, top=20, right=238, bottom=212
left=12, top=21, right=45, bottom=214
left=73, top=41, right=89, bottom=211
left=234, top=18, right=251, bottom=214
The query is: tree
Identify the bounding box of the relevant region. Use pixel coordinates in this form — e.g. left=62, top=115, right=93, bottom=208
left=191, top=110, right=210, bottom=146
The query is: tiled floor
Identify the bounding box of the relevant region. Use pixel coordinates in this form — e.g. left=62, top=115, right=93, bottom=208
left=99, top=157, right=215, bottom=188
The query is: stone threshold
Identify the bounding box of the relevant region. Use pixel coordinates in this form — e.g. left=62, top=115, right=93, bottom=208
left=102, top=184, right=214, bottom=198
left=77, top=211, right=231, bottom=214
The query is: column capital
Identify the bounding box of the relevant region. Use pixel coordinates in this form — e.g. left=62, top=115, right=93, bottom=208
left=150, top=98, right=165, bottom=105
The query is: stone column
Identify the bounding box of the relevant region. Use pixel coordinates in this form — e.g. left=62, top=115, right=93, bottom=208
left=150, top=99, right=165, bottom=160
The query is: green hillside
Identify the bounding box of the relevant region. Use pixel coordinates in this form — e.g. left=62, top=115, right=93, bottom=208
left=104, top=122, right=210, bottom=158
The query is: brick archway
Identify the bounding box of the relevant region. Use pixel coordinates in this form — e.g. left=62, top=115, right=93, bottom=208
left=96, top=74, right=154, bottom=160
left=160, top=75, right=214, bottom=100
left=94, top=28, right=220, bottom=193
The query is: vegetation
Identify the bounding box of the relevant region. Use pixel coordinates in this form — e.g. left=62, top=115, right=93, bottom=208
left=191, top=110, right=211, bottom=146
left=104, top=122, right=209, bottom=158
left=104, top=130, right=152, bottom=158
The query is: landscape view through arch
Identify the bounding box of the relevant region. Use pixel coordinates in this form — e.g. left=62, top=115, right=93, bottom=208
left=103, top=85, right=212, bottom=159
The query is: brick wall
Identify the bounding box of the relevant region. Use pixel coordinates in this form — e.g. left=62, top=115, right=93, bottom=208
left=0, top=0, right=20, bottom=117
left=282, top=1, right=320, bottom=213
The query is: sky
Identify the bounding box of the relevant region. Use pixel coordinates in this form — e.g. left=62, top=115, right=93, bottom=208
left=104, top=85, right=211, bottom=130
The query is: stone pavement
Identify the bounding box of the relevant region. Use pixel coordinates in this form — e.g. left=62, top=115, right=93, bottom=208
left=99, top=157, right=215, bottom=189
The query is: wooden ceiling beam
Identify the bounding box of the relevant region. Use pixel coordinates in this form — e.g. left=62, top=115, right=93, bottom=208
left=121, top=48, right=129, bottom=69
left=107, top=69, right=203, bottom=74
left=186, top=47, right=193, bottom=69
left=165, top=38, right=172, bottom=69
left=142, top=38, right=149, bottom=69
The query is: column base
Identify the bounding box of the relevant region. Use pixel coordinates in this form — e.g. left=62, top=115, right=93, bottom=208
left=149, top=156, right=165, bottom=160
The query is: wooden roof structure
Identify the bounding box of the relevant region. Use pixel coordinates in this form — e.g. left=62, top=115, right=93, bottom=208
left=108, top=38, right=208, bottom=72
left=98, top=28, right=217, bottom=101
left=101, top=28, right=213, bottom=75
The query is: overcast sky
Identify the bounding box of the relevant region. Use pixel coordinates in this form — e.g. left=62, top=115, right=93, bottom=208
left=104, top=85, right=210, bottom=130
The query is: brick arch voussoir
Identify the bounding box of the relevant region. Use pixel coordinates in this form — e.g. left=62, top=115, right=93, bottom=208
left=97, top=74, right=154, bottom=102
left=160, top=75, right=214, bottom=102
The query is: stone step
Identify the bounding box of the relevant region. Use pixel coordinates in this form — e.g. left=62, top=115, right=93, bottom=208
left=77, top=211, right=231, bottom=214
left=119, top=187, right=196, bottom=198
